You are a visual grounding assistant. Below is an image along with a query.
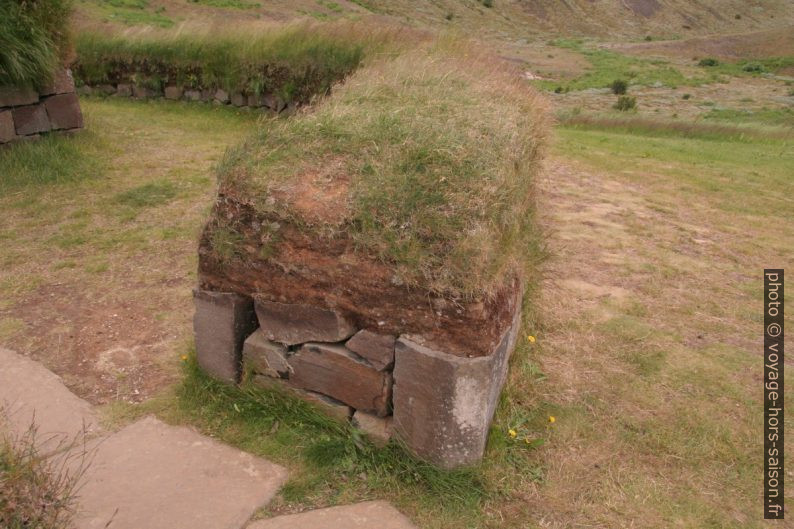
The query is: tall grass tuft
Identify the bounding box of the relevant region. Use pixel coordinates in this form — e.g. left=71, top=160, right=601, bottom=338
left=0, top=0, right=73, bottom=88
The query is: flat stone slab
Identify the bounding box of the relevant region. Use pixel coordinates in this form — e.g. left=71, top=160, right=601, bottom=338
left=0, top=347, right=99, bottom=442
left=74, top=416, right=287, bottom=529
left=254, top=299, right=356, bottom=346
left=247, top=501, right=417, bottom=529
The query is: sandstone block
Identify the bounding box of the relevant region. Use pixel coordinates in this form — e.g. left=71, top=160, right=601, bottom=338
left=392, top=306, right=521, bottom=468
left=44, top=93, right=83, bottom=130
left=214, top=89, right=230, bottom=104
left=77, top=85, right=93, bottom=96
left=201, top=88, right=214, bottom=102
left=133, top=84, right=158, bottom=98
left=96, top=84, right=116, bottom=95
left=262, top=93, right=285, bottom=112
left=193, top=289, right=257, bottom=383
left=0, top=110, right=16, bottom=143
left=116, top=83, right=132, bottom=97
left=184, top=89, right=201, bottom=101
left=247, top=94, right=263, bottom=107
left=254, top=299, right=356, bottom=345
left=346, top=330, right=395, bottom=371
left=40, top=68, right=75, bottom=96
left=231, top=92, right=246, bottom=107
left=247, top=501, right=418, bottom=529
left=352, top=410, right=392, bottom=447
left=13, top=104, right=50, bottom=135
left=0, top=86, right=38, bottom=107
left=243, top=328, right=291, bottom=378
left=290, top=343, right=391, bottom=416
left=164, top=86, right=183, bottom=100
left=252, top=375, right=352, bottom=422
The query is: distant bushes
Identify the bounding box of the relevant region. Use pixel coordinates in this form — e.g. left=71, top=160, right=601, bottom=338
left=610, top=79, right=628, bottom=95
left=698, top=57, right=719, bottom=67
left=73, top=23, right=399, bottom=103
left=613, top=95, right=636, bottom=111
left=0, top=0, right=73, bottom=88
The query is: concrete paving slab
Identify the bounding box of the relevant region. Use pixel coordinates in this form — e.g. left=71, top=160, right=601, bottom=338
left=74, top=416, right=288, bottom=529
left=0, top=346, right=99, bottom=443
left=247, top=501, right=418, bottom=529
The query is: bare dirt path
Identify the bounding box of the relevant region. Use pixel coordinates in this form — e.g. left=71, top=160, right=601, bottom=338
left=0, top=99, right=258, bottom=404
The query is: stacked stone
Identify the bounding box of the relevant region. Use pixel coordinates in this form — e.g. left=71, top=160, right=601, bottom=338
left=0, top=69, right=84, bottom=144
left=193, top=287, right=522, bottom=468
left=78, top=83, right=295, bottom=113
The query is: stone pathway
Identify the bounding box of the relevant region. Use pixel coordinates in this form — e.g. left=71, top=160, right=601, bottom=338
left=0, top=346, right=418, bottom=529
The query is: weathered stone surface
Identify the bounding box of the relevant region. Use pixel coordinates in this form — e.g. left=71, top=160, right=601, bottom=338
left=0, top=347, right=100, bottom=444
left=0, top=86, right=38, bottom=107
left=392, top=302, right=522, bottom=468
left=185, top=89, right=201, bottom=101
left=13, top=104, right=50, bottom=135
left=77, top=85, right=93, bottom=96
left=247, top=94, right=263, bottom=107
left=0, top=110, right=16, bottom=143
left=44, top=93, right=83, bottom=130
left=116, top=83, right=132, bottom=97
left=290, top=343, right=391, bottom=416
left=215, top=88, right=230, bottom=104
left=247, top=501, right=418, bottom=529
left=40, top=68, right=75, bottom=96
left=74, top=416, right=287, bottom=529
left=243, top=328, right=291, bottom=378
left=352, top=410, right=392, bottom=447
left=346, top=330, right=395, bottom=371
left=262, top=93, right=285, bottom=112
left=252, top=375, right=352, bottom=422
left=193, top=289, right=257, bottom=383
left=164, top=86, right=183, bottom=100
left=133, top=84, right=159, bottom=98
left=254, top=299, right=356, bottom=345
left=201, top=88, right=214, bottom=102
left=230, top=92, right=246, bottom=106
left=95, top=84, right=116, bottom=95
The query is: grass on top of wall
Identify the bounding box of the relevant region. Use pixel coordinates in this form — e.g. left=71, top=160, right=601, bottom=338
left=73, top=21, right=408, bottom=101
left=212, top=41, right=550, bottom=298
left=0, top=0, right=73, bottom=88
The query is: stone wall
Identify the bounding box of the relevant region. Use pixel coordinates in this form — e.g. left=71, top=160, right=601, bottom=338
left=0, top=69, right=84, bottom=144
left=193, top=284, right=523, bottom=468
left=78, top=82, right=296, bottom=114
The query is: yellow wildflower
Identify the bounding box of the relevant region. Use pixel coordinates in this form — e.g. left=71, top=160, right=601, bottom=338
left=180, top=354, right=188, bottom=361
left=508, top=429, right=517, bottom=439
left=527, top=335, right=536, bottom=343
left=548, top=416, right=556, bottom=424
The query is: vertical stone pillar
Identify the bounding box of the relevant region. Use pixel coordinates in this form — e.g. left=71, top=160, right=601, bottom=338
left=193, top=290, right=257, bottom=383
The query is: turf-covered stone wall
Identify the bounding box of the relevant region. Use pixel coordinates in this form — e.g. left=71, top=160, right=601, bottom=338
left=193, top=48, right=548, bottom=468
left=0, top=68, right=83, bottom=144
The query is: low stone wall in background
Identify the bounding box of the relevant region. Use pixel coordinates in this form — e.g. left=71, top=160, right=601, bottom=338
left=78, top=82, right=297, bottom=114
left=0, top=69, right=84, bottom=145
left=193, top=287, right=523, bottom=469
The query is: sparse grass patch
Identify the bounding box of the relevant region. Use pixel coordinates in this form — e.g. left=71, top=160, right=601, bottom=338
left=0, top=132, right=106, bottom=193
left=113, top=181, right=178, bottom=208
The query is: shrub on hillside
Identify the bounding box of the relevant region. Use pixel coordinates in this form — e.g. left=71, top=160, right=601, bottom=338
left=610, top=79, right=628, bottom=95
left=698, top=57, right=719, bottom=67
left=613, top=95, right=637, bottom=111
left=742, top=62, right=763, bottom=73
left=0, top=0, right=73, bottom=87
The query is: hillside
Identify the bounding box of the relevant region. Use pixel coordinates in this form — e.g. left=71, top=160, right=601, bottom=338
left=73, top=0, right=794, bottom=39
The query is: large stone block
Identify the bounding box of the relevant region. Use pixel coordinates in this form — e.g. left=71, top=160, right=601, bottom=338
left=214, top=89, right=230, bottom=104
left=0, top=86, right=38, bottom=107
left=346, top=330, right=395, bottom=371
left=290, top=343, right=392, bottom=416
left=254, top=299, right=356, bottom=345
left=116, top=83, right=132, bottom=97
left=230, top=92, right=246, bottom=107
left=13, top=104, right=50, bottom=135
left=392, top=306, right=521, bottom=468
left=184, top=89, right=201, bottom=101
left=243, top=328, right=291, bottom=378
left=40, top=68, right=75, bottom=96
left=0, top=110, right=16, bottom=143
left=44, top=93, right=83, bottom=130
left=193, top=289, right=257, bottom=383
left=164, top=86, right=183, bottom=100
